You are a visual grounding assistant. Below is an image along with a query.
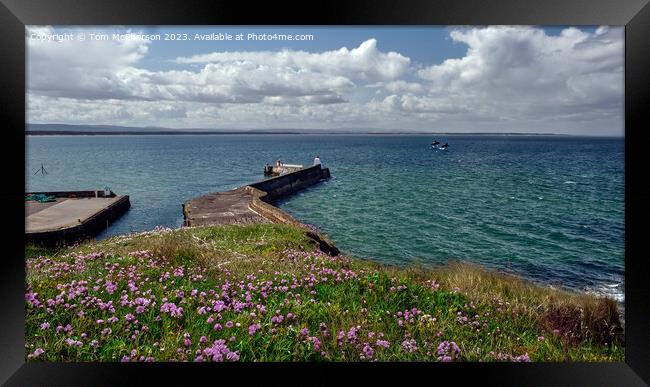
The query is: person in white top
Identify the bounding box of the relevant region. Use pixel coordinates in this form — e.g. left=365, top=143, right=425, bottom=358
left=313, top=155, right=321, bottom=166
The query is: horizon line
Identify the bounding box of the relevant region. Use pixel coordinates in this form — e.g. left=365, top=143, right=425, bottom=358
left=25, top=124, right=623, bottom=137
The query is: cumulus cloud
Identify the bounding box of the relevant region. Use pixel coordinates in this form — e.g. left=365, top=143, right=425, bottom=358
left=26, top=26, right=624, bottom=134
left=28, top=36, right=404, bottom=104
left=415, top=26, right=623, bottom=124
left=27, top=26, right=151, bottom=100
left=176, top=39, right=411, bottom=81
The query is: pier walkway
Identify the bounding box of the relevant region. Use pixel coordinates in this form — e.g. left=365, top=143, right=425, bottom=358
left=182, top=187, right=270, bottom=226
left=26, top=197, right=125, bottom=233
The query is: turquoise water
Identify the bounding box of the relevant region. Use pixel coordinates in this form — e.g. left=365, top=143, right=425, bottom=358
left=26, top=134, right=624, bottom=302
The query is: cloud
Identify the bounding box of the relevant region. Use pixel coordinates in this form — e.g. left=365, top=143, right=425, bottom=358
left=28, top=36, right=404, bottom=105
left=176, top=39, right=411, bottom=81
left=415, top=26, right=623, bottom=124
left=26, top=27, right=624, bottom=134
left=27, top=26, right=151, bottom=100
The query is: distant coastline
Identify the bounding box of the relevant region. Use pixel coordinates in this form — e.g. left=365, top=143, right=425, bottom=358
left=26, top=131, right=578, bottom=136
left=22, top=123, right=596, bottom=136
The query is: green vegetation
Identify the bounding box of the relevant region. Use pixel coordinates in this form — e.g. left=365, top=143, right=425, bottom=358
left=25, top=224, right=624, bottom=362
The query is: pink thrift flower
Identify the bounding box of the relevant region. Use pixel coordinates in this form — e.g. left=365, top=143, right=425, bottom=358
left=31, top=348, right=44, bottom=358
left=248, top=323, right=261, bottom=336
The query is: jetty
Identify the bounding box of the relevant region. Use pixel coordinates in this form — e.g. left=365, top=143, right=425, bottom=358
left=25, top=190, right=130, bottom=245
left=183, top=164, right=338, bottom=255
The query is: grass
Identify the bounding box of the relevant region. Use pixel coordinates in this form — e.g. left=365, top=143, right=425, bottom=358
left=25, top=224, right=624, bottom=362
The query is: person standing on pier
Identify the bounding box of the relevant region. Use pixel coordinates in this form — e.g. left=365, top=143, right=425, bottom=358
left=313, top=155, right=321, bottom=166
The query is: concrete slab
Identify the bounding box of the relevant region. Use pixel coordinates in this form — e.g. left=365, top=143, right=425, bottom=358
left=25, top=198, right=68, bottom=216
left=183, top=187, right=270, bottom=227
left=26, top=197, right=124, bottom=233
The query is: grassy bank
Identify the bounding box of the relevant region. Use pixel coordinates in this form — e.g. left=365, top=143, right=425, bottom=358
left=25, top=224, right=624, bottom=362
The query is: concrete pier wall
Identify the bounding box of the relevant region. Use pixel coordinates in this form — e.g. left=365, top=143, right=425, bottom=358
left=250, top=164, right=331, bottom=203
left=27, top=190, right=116, bottom=199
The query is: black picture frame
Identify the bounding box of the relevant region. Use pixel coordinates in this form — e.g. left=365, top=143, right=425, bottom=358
left=1, top=0, right=648, bottom=385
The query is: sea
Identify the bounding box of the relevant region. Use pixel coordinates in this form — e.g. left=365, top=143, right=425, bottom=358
left=26, top=134, right=625, bottom=305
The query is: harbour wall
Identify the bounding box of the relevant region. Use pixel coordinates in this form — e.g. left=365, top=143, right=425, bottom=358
left=27, top=190, right=116, bottom=199
left=249, top=164, right=331, bottom=203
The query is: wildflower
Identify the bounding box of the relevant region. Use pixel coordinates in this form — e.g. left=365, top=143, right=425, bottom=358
left=310, top=336, right=321, bottom=351
left=538, top=336, right=545, bottom=341
left=125, top=313, right=135, bottom=322
left=347, top=327, right=359, bottom=342
left=225, top=321, right=234, bottom=328
left=40, top=322, right=50, bottom=330
left=362, top=343, right=374, bottom=358
left=376, top=340, right=390, bottom=348
left=213, top=301, right=226, bottom=312
left=105, top=281, right=118, bottom=295
left=509, top=352, right=531, bottom=362
left=213, top=323, right=223, bottom=331
left=29, top=348, right=44, bottom=358
left=436, top=341, right=461, bottom=361
left=401, top=339, right=418, bottom=353
left=248, top=323, right=261, bottom=336
left=160, top=302, right=183, bottom=318
left=300, top=328, right=309, bottom=337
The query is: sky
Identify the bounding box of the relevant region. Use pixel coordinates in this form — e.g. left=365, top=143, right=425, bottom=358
left=26, top=26, right=624, bottom=135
